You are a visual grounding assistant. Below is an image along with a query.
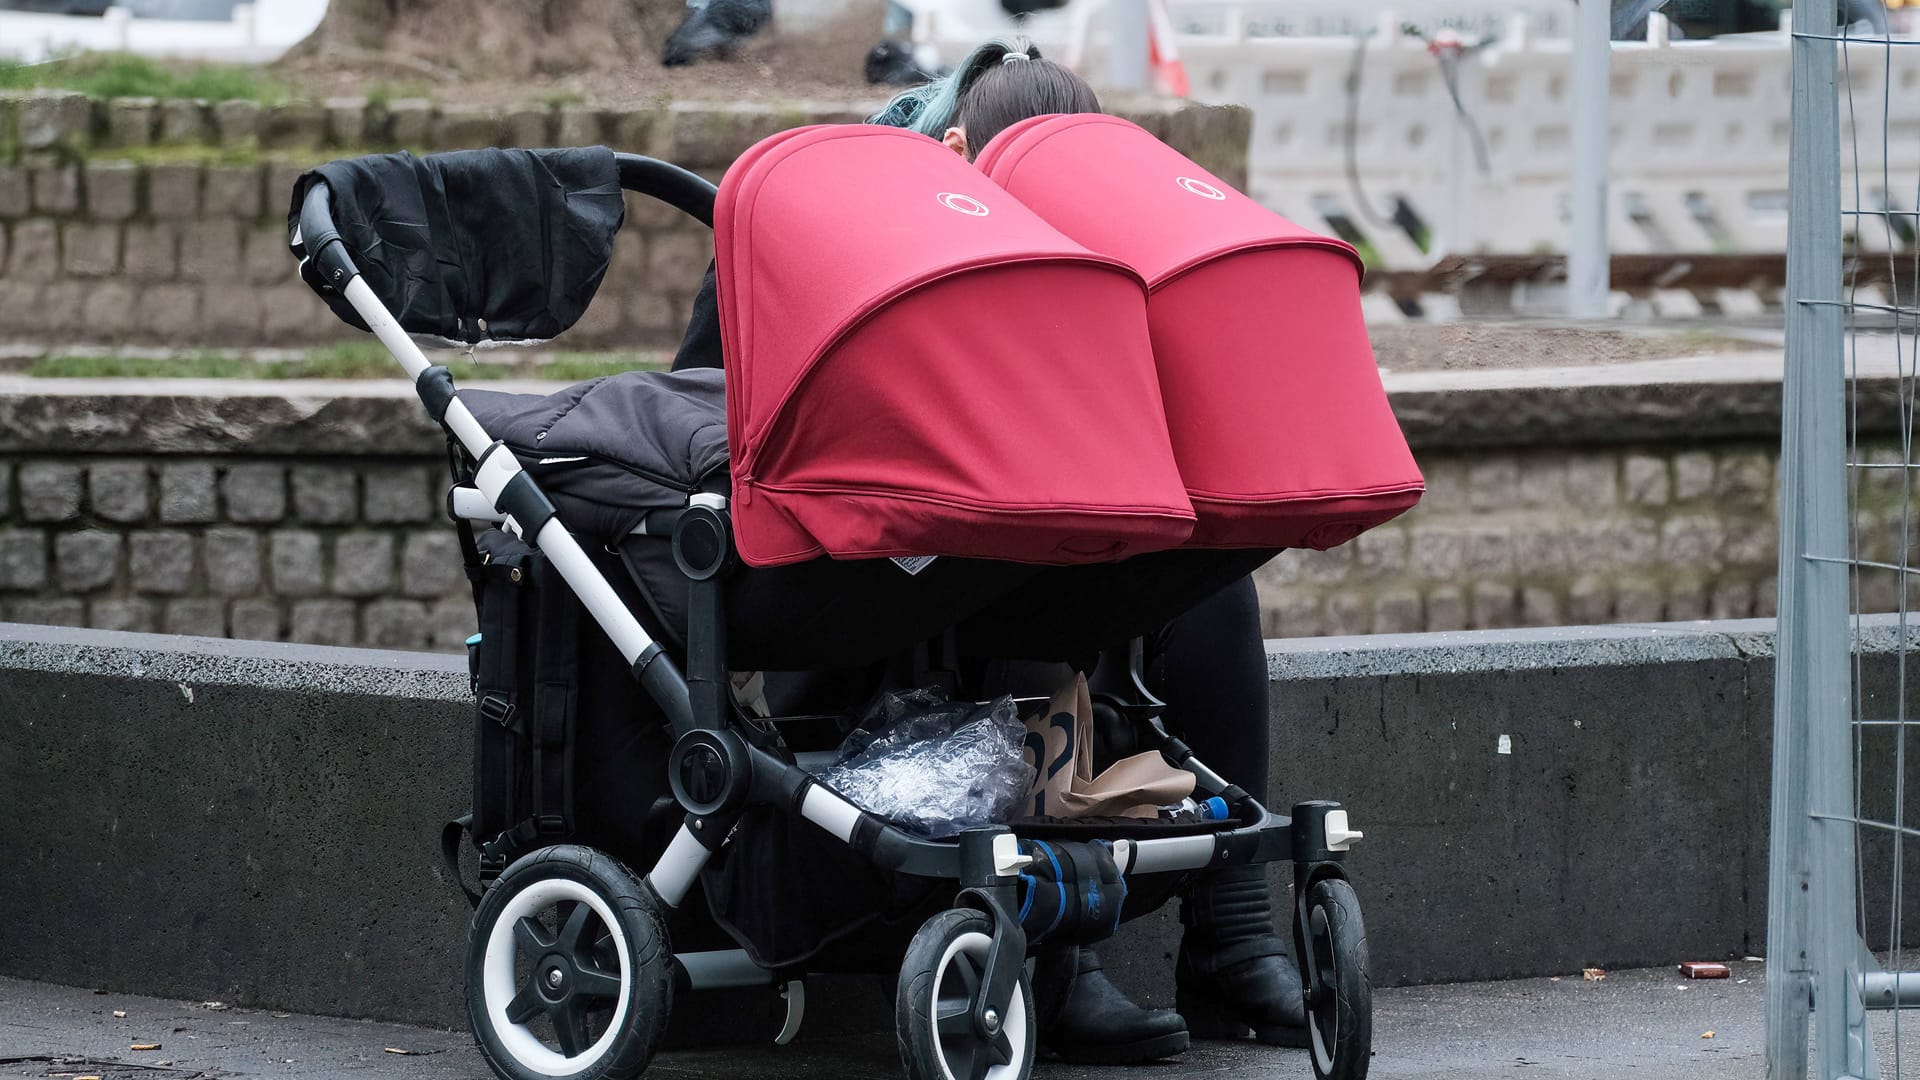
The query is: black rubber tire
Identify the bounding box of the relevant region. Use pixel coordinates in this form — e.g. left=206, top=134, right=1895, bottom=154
left=1295, top=877, right=1372, bottom=1080
left=466, top=845, right=673, bottom=1080
left=896, top=909, right=1036, bottom=1080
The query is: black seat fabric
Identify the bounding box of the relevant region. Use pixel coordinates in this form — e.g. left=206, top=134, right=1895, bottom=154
left=460, top=369, right=730, bottom=541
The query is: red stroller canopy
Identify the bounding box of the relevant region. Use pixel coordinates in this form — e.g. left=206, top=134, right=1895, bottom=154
left=977, top=115, right=1425, bottom=551
left=715, top=125, right=1195, bottom=567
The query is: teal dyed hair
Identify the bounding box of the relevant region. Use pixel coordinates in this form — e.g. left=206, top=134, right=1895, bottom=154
left=869, top=38, right=1038, bottom=136
left=867, top=36, right=1098, bottom=154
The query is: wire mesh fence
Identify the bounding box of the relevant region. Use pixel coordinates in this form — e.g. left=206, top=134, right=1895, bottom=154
left=1768, top=2, right=1920, bottom=1078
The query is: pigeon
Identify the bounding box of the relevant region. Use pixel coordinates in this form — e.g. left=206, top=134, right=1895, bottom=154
left=1612, top=0, right=1884, bottom=38
left=661, top=0, right=773, bottom=67
left=1000, top=0, right=1069, bottom=16
left=865, top=39, right=947, bottom=86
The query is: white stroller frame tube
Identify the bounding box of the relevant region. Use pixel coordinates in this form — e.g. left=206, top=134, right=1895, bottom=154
left=338, top=273, right=721, bottom=901
left=448, top=485, right=505, bottom=523
left=302, top=175, right=723, bottom=909
left=338, top=277, right=667, bottom=674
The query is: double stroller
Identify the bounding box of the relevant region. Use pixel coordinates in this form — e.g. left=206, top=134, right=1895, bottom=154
left=287, top=115, right=1422, bottom=1080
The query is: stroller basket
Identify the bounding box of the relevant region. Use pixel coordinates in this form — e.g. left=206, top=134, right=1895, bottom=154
left=287, top=137, right=1370, bottom=1080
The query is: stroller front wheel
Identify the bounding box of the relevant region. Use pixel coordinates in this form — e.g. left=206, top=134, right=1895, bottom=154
left=1295, top=876, right=1373, bottom=1080
left=466, top=845, right=674, bottom=1080
left=896, top=909, right=1035, bottom=1080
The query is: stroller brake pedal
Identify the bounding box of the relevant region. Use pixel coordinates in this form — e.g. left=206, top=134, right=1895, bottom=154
left=775, top=979, right=805, bottom=1045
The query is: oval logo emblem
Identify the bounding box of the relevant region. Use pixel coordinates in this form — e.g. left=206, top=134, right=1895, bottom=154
left=1177, top=176, right=1226, bottom=201
left=937, top=192, right=990, bottom=217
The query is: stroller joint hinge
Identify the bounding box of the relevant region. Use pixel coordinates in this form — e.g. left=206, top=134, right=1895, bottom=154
left=416, top=365, right=457, bottom=423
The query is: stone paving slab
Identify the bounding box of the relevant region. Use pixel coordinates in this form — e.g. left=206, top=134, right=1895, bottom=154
left=0, top=963, right=1791, bottom=1080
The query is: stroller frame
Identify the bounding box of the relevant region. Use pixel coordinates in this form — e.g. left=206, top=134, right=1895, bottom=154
left=296, top=152, right=1366, bottom=1080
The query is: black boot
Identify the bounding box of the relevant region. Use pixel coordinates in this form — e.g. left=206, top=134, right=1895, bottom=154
left=1032, top=945, right=1189, bottom=1064
left=1176, top=865, right=1309, bottom=1047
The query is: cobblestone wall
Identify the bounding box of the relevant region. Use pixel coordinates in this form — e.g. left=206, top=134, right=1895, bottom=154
left=1254, top=443, right=1789, bottom=638
left=0, top=454, right=473, bottom=648
left=0, top=434, right=1874, bottom=650
left=0, top=92, right=1249, bottom=351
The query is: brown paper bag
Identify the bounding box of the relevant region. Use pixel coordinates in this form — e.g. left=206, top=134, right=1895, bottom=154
left=1021, top=674, right=1195, bottom=819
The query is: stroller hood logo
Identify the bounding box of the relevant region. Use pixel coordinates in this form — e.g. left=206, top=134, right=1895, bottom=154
left=937, top=192, right=990, bottom=217
left=1177, top=176, right=1227, bottom=201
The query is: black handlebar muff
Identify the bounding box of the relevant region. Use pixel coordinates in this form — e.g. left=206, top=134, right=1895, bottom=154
left=292, top=149, right=715, bottom=316
left=614, top=153, right=717, bottom=228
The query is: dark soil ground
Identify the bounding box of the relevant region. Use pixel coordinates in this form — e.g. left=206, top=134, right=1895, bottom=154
left=279, top=6, right=892, bottom=108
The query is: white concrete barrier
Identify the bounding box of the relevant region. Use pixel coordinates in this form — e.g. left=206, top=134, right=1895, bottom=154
left=893, top=0, right=1918, bottom=268
left=0, top=1, right=325, bottom=64
left=1173, top=8, right=1920, bottom=267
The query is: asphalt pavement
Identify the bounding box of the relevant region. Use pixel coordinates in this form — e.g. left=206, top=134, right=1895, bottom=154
left=0, top=962, right=1795, bottom=1079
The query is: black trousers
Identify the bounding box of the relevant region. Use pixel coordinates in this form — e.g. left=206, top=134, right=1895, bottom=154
left=1148, top=574, right=1272, bottom=803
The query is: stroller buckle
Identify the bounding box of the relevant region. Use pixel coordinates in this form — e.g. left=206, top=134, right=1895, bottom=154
left=477, top=692, right=517, bottom=729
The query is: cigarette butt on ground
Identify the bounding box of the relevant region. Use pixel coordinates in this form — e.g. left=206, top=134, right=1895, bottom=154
left=130, top=1043, right=161, bottom=1051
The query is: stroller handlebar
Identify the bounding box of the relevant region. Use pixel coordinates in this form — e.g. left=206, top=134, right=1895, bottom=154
left=614, top=152, right=717, bottom=228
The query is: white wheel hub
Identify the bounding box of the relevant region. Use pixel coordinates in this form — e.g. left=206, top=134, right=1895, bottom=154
left=482, top=877, right=632, bottom=1077
left=930, top=931, right=1028, bottom=1080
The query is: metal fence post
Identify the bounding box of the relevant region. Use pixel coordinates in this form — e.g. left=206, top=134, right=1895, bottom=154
left=1766, top=0, right=1850, bottom=1077
left=1107, top=0, right=1151, bottom=92
left=1566, top=0, right=1611, bottom=317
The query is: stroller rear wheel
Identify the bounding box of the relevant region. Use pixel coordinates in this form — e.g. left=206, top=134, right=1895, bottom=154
left=1295, top=877, right=1372, bottom=1080
left=467, top=845, right=673, bottom=1080
left=896, top=909, right=1036, bottom=1080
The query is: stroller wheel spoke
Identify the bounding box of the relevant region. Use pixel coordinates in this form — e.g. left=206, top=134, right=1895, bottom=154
left=985, top=1029, right=1014, bottom=1068
left=558, top=899, right=597, bottom=957
left=949, top=954, right=980, bottom=996
left=946, top=1042, right=979, bottom=1080
left=573, top=961, right=624, bottom=1002
left=934, top=998, right=973, bottom=1037
left=552, top=1000, right=592, bottom=1057
left=970, top=1041, right=999, bottom=1080
left=514, top=914, right=556, bottom=956
left=504, top=980, right=544, bottom=1027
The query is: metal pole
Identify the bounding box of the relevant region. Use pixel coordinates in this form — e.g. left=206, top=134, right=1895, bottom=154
left=1447, top=58, right=1471, bottom=261
left=1107, top=0, right=1150, bottom=92
left=1567, top=0, right=1611, bottom=317
left=1766, top=1, right=1850, bottom=1077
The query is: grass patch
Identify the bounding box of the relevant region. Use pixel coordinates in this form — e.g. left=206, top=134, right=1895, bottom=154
left=0, top=52, right=290, bottom=104
left=89, top=143, right=272, bottom=166
left=28, top=352, right=250, bottom=378
left=364, top=79, right=434, bottom=110
left=27, top=345, right=670, bottom=381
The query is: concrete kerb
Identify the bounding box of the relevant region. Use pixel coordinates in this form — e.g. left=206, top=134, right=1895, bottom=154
left=1263, top=619, right=1755, bottom=680
left=3, top=616, right=1915, bottom=1035
left=0, top=354, right=1906, bottom=461
left=0, top=618, right=467, bottom=694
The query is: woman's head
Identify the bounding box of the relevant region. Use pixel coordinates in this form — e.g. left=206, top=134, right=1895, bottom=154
left=870, top=38, right=1101, bottom=160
